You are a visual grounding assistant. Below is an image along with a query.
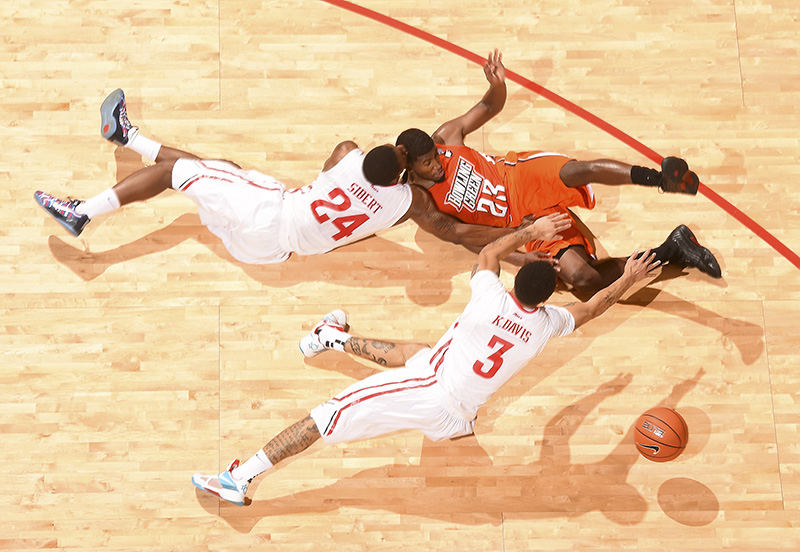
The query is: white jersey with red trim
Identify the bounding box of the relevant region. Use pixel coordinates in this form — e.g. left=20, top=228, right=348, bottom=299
left=279, top=148, right=412, bottom=256
left=432, top=270, right=575, bottom=420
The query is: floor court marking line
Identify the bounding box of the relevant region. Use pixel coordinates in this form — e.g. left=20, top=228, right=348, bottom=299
left=321, top=0, right=800, bottom=271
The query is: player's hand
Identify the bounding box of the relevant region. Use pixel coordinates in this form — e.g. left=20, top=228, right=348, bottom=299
left=623, top=250, right=661, bottom=283
left=483, top=49, right=506, bottom=86
left=529, top=212, right=571, bottom=242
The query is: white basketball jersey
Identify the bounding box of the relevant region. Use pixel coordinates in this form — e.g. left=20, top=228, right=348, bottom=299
left=433, top=270, right=575, bottom=420
left=279, top=148, right=413, bottom=256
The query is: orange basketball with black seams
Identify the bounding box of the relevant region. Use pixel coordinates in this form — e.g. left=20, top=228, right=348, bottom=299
left=634, top=407, right=688, bottom=462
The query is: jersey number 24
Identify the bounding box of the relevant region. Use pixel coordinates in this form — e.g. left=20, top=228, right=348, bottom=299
left=310, top=187, right=369, bottom=241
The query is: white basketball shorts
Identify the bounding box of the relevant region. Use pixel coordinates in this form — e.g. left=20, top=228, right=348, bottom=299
left=310, top=348, right=475, bottom=444
left=171, top=158, right=291, bottom=264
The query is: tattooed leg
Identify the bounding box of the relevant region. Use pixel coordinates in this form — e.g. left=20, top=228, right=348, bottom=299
left=346, top=338, right=396, bottom=366
left=345, top=337, right=427, bottom=368
left=262, top=416, right=321, bottom=465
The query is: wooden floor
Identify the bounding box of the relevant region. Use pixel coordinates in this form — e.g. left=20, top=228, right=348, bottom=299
left=2, top=0, right=799, bottom=550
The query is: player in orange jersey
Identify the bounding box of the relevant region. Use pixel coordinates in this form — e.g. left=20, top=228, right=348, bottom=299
left=397, top=49, right=720, bottom=296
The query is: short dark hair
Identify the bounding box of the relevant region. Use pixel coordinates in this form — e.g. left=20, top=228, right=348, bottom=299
left=514, top=261, right=557, bottom=307
left=396, top=128, right=435, bottom=164
left=363, top=145, right=401, bottom=187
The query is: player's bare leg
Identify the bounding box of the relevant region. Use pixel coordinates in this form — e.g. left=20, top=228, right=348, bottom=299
left=154, top=145, right=201, bottom=163
left=110, top=159, right=177, bottom=205
left=556, top=224, right=721, bottom=296
left=300, top=309, right=426, bottom=367
left=560, top=159, right=634, bottom=188
left=35, top=89, right=199, bottom=236
left=262, top=416, right=321, bottom=464
left=560, top=158, right=699, bottom=194
left=193, top=416, right=321, bottom=506
left=344, top=337, right=426, bottom=367
left=556, top=246, right=622, bottom=297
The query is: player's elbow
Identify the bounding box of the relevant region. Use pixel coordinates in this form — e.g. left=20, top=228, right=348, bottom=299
left=566, top=305, right=596, bottom=330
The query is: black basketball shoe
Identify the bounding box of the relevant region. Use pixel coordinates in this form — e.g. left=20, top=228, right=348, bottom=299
left=660, top=157, right=699, bottom=195
left=666, top=224, right=721, bottom=278
left=34, top=191, right=90, bottom=237
left=100, top=88, right=134, bottom=146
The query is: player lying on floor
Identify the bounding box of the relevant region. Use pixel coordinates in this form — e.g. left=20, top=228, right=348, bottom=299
left=397, top=49, right=721, bottom=296
left=192, top=212, right=661, bottom=506
left=35, top=89, right=524, bottom=265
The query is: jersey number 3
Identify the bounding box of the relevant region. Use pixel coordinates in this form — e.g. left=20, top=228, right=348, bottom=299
left=472, top=335, right=514, bottom=379
left=310, top=187, right=369, bottom=241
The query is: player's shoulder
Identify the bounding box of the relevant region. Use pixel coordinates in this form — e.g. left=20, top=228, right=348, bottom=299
left=539, top=304, right=576, bottom=334
left=334, top=140, right=359, bottom=153
left=470, top=269, right=505, bottom=293
left=322, top=141, right=362, bottom=172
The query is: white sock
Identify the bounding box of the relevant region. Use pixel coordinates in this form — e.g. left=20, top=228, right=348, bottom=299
left=126, top=128, right=162, bottom=162
left=318, top=326, right=351, bottom=352
left=75, top=188, right=121, bottom=218
left=231, top=449, right=273, bottom=482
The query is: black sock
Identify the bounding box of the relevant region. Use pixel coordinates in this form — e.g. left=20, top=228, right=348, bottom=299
left=652, top=241, right=675, bottom=263
left=631, top=166, right=661, bottom=187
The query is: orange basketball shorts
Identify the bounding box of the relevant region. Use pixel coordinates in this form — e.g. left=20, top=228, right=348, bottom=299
left=498, top=151, right=596, bottom=257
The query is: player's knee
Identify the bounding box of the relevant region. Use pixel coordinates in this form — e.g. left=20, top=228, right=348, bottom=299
left=561, top=266, right=604, bottom=294
left=559, top=161, right=593, bottom=188
left=154, top=158, right=178, bottom=187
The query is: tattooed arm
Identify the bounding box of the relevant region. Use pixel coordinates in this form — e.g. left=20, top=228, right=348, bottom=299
left=564, top=251, right=660, bottom=329
left=345, top=338, right=428, bottom=368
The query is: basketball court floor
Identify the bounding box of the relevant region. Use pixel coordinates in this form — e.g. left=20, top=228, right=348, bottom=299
left=2, top=0, right=799, bottom=550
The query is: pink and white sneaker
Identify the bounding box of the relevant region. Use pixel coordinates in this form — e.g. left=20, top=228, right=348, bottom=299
left=192, top=459, right=249, bottom=506
left=298, top=309, right=349, bottom=357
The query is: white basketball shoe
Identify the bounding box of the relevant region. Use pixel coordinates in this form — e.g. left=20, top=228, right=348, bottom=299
left=192, top=459, right=249, bottom=506
left=298, top=309, right=349, bottom=357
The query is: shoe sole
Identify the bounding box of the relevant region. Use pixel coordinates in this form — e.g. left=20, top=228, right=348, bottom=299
left=299, top=335, right=322, bottom=358
left=100, top=88, right=125, bottom=142
left=661, top=157, right=699, bottom=195
left=192, top=476, right=245, bottom=506
left=326, top=309, right=348, bottom=329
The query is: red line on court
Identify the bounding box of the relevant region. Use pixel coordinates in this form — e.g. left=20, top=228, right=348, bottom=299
left=321, top=0, right=800, bottom=271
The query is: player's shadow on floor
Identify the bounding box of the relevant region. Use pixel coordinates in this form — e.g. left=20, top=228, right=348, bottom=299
left=196, top=370, right=715, bottom=531
left=619, top=272, right=763, bottom=365
left=47, top=212, right=477, bottom=306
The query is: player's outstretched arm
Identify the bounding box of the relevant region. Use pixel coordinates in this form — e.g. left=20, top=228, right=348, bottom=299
left=431, top=49, right=508, bottom=146
left=405, top=185, right=518, bottom=247
left=565, top=251, right=661, bottom=329
left=475, top=213, right=571, bottom=275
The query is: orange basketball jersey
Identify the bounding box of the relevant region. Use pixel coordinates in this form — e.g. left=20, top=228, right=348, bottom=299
left=426, top=145, right=512, bottom=228
left=427, top=145, right=597, bottom=257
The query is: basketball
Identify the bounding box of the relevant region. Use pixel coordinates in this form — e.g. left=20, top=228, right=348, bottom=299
left=634, top=407, right=688, bottom=462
